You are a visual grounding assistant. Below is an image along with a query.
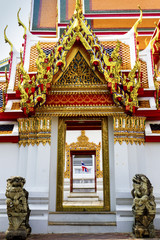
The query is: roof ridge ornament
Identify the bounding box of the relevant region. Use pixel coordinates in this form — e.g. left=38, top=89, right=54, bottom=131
left=4, top=25, right=13, bottom=55
left=72, top=0, right=83, bottom=31
left=17, top=8, right=27, bottom=38
left=133, top=6, right=143, bottom=38
left=150, top=22, right=160, bottom=54
left=75, top=0, right=82, bottom=16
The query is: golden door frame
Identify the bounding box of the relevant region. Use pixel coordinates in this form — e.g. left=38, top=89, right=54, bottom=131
left=56, top=117, right=110, bottom=212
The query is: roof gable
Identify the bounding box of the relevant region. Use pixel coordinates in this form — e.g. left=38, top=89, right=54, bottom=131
left=18, top=0, right=141, bottom=116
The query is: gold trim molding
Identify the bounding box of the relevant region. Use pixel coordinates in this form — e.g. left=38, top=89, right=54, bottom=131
left=36, top=105, right=124, bottom=117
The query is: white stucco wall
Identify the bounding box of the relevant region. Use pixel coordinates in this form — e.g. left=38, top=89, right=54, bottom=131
left=114, top=141, right=160, bottom=232
left=0, top=141, right=51, bottom=234
left=115, top=142, right=160, bottom=194
left=0, top=143, right=19, bottom=192
left=19, top=143, right=50, bottom=193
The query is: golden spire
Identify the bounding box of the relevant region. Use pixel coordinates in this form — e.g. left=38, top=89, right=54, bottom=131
left=74, top=0, right=82, bottom=17
left=73, top=0, right=82, bottom=31
left=4, top=25, right=13, bottom=54
left=133, top=6, right=143, bottom=38
left=17, top=8, right=27, bottom=38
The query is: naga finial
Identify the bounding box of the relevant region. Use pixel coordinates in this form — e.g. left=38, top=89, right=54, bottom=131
left=17, top=8, right=27, bottom=38
left=150, top=22, right=160, bottom=54
left=133, top=6, right=143, bottom=38
left=4, top=25, right=13, bottom=54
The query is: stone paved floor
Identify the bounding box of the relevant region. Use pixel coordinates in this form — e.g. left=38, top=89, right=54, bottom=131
left=1, top=231, right=160, bottom=240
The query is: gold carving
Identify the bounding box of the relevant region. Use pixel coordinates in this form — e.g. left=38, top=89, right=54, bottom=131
left=18, top=117, right=51, bottom=146
left=64, top=130, right=102, bottom=178
left=54, top=51, right=105, bottom=88
left=114, top=116, right=145, bottom=145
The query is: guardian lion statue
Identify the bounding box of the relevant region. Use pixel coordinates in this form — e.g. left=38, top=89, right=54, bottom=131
left=131, top=174, right=156, bottom=238
left=5, top=176, right=31, bottom=240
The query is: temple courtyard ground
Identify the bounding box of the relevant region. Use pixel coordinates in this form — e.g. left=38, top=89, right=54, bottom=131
left=1, top=231, right=160, bottom=240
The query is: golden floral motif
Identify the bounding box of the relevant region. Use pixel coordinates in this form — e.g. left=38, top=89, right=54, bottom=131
left=54, top=51, right=105, bottom=87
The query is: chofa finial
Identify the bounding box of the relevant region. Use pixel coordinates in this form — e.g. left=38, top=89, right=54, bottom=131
left=4, top=25, right=13, bottom=55
left=133, top=6, right=143, bottom=38
left=150, top=22, right=160, bottom=54
left=17, top=8, right=27, bottom=38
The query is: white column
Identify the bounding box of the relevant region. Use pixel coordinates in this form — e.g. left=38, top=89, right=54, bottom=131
left=48, top=117, right=58, bottom=212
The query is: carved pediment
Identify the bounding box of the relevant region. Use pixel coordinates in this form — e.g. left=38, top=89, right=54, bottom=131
left=53, top=51, right=106, bottom=89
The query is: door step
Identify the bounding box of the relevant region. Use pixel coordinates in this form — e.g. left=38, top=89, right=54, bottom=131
left=68, top=192, right=99, bottom=198
left=48, top=211, right=117, bottom=233
left=66, top=192, right=100, bottom=203
left=48, top=221, right=116, bottom=226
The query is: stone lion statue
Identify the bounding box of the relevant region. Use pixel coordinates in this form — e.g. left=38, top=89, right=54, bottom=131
left=131, top=174, right=156, bottom=238
left=5, top=176, right=31, bottom=240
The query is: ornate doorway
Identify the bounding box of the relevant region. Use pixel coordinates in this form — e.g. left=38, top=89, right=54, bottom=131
left=70, top=150, right=96, bottom=193
left=56, top=117, right=110, bottom=211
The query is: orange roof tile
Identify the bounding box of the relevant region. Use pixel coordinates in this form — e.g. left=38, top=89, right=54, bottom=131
left=101, top=41, right=131, bottom=70
left=29, top=42, right=57, bottom=72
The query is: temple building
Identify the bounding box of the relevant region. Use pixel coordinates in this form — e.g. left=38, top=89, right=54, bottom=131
left=1, top=0, right=160, bottom=234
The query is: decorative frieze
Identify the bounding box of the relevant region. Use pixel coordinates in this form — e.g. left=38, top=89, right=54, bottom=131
left=18, top=117, right=51, bottom=146
left=114, top=116, right=145, bottom=145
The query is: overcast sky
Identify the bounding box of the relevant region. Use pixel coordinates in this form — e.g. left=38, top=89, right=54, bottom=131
left=0, top=0, right=32, bottom=61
